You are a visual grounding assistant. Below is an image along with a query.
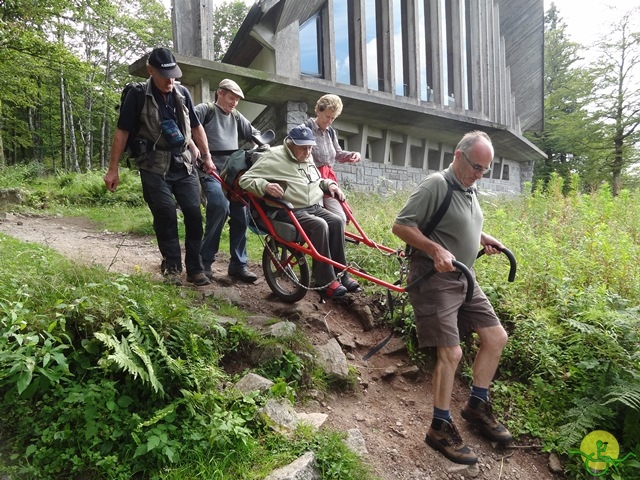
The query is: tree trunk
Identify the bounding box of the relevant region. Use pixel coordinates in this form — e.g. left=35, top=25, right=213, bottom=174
left=65, top=85, right=81, bottom=173
left=59, top=71, right=67, bottom=172
left=0, top=100, right=5, bottom=168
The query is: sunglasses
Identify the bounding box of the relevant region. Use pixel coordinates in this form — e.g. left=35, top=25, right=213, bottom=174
left=461, top=151, right=491, bottom=174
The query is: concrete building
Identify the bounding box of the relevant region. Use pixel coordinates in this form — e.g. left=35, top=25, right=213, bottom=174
left=133, top=0, right=545, bottom=195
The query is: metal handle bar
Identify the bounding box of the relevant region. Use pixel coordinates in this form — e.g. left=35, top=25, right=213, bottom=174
left=476, top=246, right=516, bottom=282
left=405, top=260, right=474, bottom=303
left=261, top=194, right=294, bottom=211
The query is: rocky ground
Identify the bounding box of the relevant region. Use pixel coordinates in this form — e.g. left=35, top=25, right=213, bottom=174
left=0, top=212, right=567, bottom=480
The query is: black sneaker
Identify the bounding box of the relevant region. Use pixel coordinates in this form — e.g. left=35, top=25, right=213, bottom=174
left=461, top=396, right=513, bottom=443
left=425, top=419, right=478, bottom=465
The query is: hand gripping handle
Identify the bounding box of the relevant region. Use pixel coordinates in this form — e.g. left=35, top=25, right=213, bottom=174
left=405, top=260, right=474, bottom=303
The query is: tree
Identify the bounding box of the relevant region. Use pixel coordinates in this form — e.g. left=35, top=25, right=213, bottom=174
left=528, top=3, right=596, bottom=193
left=0, top=0, right=171, bottom=171
left=586, top=7, right=640, bottom=195
left=212, top=1, right=250, bottom=61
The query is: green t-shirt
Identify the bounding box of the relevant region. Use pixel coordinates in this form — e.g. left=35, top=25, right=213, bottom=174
left=394, top=168, right=484, bottom=268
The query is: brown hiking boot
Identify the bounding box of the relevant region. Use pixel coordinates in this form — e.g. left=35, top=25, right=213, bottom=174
left=425, top=420, right=478, bottom=465
left=186, top=272, right=211, bottom=286
left=461, top=396, right=513, bottom=443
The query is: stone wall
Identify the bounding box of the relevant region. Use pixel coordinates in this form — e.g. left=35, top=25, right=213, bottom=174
left=333, top=159, right=528, bottom=196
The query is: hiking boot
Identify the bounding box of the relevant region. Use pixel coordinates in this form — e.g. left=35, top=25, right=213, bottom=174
left=323, top=280, right=347, bottom=299
left=186, top=273, right=211, bottom=286
left=461, top=396, right=513, bottom=443
left=228, top=267, right=258, bottom=283
left=164, top=272, right=183, bottom=286
left=203, top=269, right=214, bottom=281
left=425, top=420, right=478, bottom=465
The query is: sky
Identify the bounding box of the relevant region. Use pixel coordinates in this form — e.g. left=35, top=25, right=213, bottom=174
left=544, top=0, right=639, bottom=48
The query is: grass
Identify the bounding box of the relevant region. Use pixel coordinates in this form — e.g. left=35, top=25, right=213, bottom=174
left=0, top=231, right=376, bottom=479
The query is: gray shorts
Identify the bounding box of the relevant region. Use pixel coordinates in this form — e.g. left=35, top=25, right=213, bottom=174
left=407, top=256, right=500, bottom=348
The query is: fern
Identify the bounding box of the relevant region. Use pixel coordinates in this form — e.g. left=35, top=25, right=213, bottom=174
left=556, top=398, right=613, bottom=452
left=95, top=332, right=150, bottom=383
left=603, top=384, right=640, bottom=412
left=94, top=315, right=166, bottom=395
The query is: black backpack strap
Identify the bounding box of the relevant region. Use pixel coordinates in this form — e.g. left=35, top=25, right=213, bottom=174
left=203, top=101, right=215, bottom=125
left=405, top=174, right=454, bottom=256
left=421, top=175, right=454, bottom=238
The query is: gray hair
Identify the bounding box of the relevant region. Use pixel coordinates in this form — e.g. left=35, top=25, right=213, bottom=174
left=456, top=131, right=492, bottom=153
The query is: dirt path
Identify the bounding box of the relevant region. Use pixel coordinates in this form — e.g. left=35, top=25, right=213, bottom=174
left=0, top=212, right=563, bottom=480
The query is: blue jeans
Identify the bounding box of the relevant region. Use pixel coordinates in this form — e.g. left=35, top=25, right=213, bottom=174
left=200, top=175, right=248, bottom=272
left=139, top=167, right=204, bottom=275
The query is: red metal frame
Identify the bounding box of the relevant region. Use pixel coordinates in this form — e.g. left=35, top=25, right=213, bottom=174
left=212, top=172, right=407, bottom=293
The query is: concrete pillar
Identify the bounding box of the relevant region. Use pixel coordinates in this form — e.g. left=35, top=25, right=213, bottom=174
left=469, top=0, right=484, bottom=114
left=404, top=0, right=420, bottom=98
left=377, top=0, right=393, bottom=93
left=171, top=0, right=214, bottom=103
left=420, top=138, right=430, bottom=170
left=350, top=125, right=369, bottom=160
left=324, top=1, right=336, bottom=82
left=171, top=0, right=214, bottom=59
left=485, top=0, right=496, bottom=122
left=351, top=0, right=367, bottom=88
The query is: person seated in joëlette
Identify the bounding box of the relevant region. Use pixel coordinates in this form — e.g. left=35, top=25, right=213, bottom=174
left=238, top=125, right=360, bottom=298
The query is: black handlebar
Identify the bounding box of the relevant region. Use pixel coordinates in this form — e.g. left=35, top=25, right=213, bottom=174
left=476, top=246, right=517, bottom=282
left=262, top=194, right=294, bottom=210
left=405, top=260, right=474, bottom=303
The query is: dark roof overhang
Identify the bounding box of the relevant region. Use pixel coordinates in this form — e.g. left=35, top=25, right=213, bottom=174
left=131, top=53, right=544, bottom=162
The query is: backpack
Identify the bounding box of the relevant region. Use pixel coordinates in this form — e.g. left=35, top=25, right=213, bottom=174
left=203, top=101, right=239, bottom=126
left=220, top=149, right=254, bottom=201
left=116, top=81, right=146, bottom=156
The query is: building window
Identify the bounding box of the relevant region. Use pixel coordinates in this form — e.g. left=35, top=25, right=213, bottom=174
left=502, top=163, right=510, bottom=181
left=418, top=0, right=430, bottom=101
left=443, top=152, right=454, bottom=168
left=444, top=0, right=455, bottom=106
left=300, top=13, right=323, bottom=78
left=464, top=0, right=473, bottom=109
left=427, top=148, right=440, bottom=170
left=393, top=0, right=406, bottom=95
left=490, top=159, right=500, bottom=179
left=334, top=0, right=351, bottom=84
left=365, top=0, right=380, bottom=90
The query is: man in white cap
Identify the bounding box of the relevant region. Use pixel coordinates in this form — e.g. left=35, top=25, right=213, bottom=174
left=104, top=47, right=215, bottom=287
left=239, top=125, right=350, bottom=299
left=194, top=79, right=266, bottom=283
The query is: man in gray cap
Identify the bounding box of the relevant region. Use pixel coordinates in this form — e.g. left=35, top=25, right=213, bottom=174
left=239, top=125, right=350, bottom=299
left=104, top=47, right=215, bottom=287
left=194, top=79, right=266, bottom=283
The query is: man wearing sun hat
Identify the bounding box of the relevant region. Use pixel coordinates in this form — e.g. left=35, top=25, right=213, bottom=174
left=239, top=125, right=350, bottom=298
left=104, top=47, right=215, bottom=287
left=194, top=78, right=266, bottom=284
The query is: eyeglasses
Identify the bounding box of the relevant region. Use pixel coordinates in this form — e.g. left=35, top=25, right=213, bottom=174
left=298, top=164, right=321, bottom=184
left=461, top=151, right=491, bottom=174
